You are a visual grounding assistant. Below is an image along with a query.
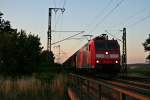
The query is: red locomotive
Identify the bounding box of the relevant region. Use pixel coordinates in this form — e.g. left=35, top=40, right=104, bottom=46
left=63, top=34, right=121, bottom=76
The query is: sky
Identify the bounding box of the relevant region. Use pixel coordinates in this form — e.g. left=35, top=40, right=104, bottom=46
left=0, top=0, right=150, bottom=64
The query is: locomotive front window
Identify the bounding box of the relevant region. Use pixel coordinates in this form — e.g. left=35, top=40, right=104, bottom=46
left=95, top=42, right=106, bottom=50
left=107, top=42, right=119, bottom=49
left=95, top=41, right=119, bottom=50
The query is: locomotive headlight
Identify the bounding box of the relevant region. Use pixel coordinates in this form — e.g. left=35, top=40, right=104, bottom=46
left=105, top=52, right=109, bottom=55
left=115, top=60, right=118, bottom=64
left=96, top=60, right=99, bottom=63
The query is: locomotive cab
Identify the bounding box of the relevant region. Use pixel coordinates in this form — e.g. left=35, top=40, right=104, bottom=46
left=93, top=34, right=121, bottom=75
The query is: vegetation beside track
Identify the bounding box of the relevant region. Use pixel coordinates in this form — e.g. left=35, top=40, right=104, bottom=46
left=0, top=64, right=69, bottom=100
left=127, top=64, right=150, bottom=77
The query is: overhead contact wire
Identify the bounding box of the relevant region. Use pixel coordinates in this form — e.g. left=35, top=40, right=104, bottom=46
left=52, top=31, right=85, bottom=45
left=127, top=15, right=150, bottom=28
left=111, top=8, right=146, bottom=28
left=84, top=0, right=113, bottom=32
left=90, top=0, right=125, bottom=33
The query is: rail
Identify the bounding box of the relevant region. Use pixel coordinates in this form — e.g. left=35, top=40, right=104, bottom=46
left=67, top=73, right=150, bottom=100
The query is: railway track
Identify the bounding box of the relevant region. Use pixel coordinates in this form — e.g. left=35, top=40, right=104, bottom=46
left=96, top=74, right=150, bottom=99
left=68, top=73, right=150, bottom=100
left=113, top=78, right=150, bottom=89
left=99, top=78, right=150, bottom=98
left=118, top=74, right=150, bottom=83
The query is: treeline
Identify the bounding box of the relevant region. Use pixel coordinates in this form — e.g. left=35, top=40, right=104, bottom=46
left=143, top=34, right=150, bottom=63
left=0, top=12, right=55, bottom=75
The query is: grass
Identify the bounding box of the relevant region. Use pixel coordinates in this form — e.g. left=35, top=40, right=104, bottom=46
left=0, top=64, right=69, bottom=100
left=0, top=77, right=50, bottom=100
left=0, top=73, right=68, bottom=100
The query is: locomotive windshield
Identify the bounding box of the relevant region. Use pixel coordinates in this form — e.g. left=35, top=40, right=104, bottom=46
left=95, top=41, right=119, bottom=50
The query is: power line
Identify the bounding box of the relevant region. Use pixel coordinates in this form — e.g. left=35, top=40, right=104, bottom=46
left=62, top=0, right=67, bottom=8
left=53, top=10, right=65, bottom=42
left=58, top=13, right=64, bottom=40
left=52, top=31, right=84, bottom=32
left=51, top=0, right=123, bottom=46
left=90, top=0, right=125, bottom=33
left=83, top=0, right=114, bottom=32
left=58, top=0, right=68, bottom=40
left=111, top=8, right=146, bottom=28
left=51, top=31, right=85, bottom=45
left=53, top=11, right=63, bottom=31
left=47, top=8, right=65, bottom=51
left=51, top=0, right=125, bottom=48
left=127, top=15, right=150, bottom=28
left=105, top=30, right=122, bottom=42
left=50, top=0, right=66, bottom=44
left=51, top=0, right=64, bottom=30
left=51, top=0, right=67, bottom=43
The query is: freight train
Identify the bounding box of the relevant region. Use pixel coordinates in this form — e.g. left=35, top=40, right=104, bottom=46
left=63, top=34, right=121, bottom=77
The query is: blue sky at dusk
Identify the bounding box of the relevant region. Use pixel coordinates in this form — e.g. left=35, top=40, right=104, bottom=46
left=0, top=0, right=150, bottom=64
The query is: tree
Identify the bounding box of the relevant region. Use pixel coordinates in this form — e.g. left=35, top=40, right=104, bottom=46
left=0, top=12, right=43, bottom=74
left=40, top=50, right=55, bottom=65
left=143, top=34, right=150, bottom=63
left=0, top=12, right=56, bottom=75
